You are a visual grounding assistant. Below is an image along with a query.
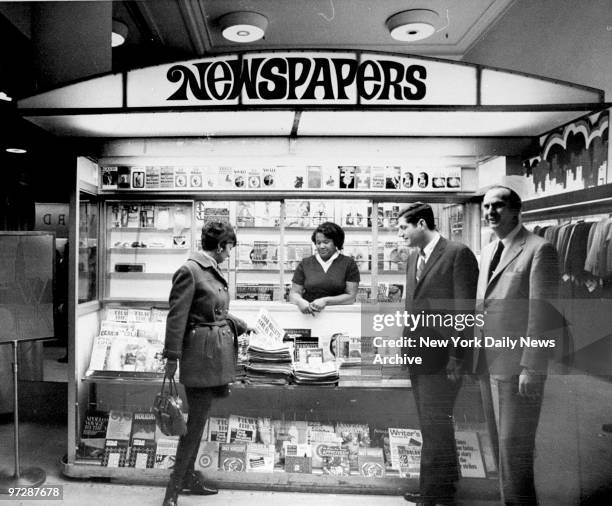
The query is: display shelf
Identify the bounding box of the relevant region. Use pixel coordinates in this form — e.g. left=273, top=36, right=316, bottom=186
left=81, top=375, right=410, bottom=389
left=109, top=227, right=181, bottom=233
left=61, top=460, right=498, bottom=498
left=109, top=247, right=189, bottom=253
left=108, top=272, right=174, bottom=280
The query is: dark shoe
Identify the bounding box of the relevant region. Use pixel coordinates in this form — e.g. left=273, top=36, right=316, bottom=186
left=403, top=492, right=456, bottom=506
left=182, top=470, right=218, bottom=495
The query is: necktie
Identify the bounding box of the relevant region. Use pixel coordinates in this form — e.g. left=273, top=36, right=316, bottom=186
left=416, top=250, right=426, bottom=282
left=488, top=241, right=505, bottom=281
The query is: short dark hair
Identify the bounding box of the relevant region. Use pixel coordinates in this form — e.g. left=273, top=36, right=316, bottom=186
left=397, top=202, right=435, bottom=230
left=487, top=185, right=522, bottom=211
left=201, top=222, right=236, bottom=250
left=311, top=222, right=345, bottom=250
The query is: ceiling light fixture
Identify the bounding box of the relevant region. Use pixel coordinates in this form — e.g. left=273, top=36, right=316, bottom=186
left=112, top=20, right=128, bottom=47
left=386, top=9, right=440, bottom=42
left=0, top=91, right=12, bottom=102
left=5, top=148, right=27, bottom=154
left=218, top=12, right=268, bottom=43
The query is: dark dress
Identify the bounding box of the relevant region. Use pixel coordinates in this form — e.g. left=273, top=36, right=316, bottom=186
left=292, top=254, right=360, bottom=302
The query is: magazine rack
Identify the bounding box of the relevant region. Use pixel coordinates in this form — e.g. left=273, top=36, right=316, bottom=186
left=0, top=339, right=47, bottom=492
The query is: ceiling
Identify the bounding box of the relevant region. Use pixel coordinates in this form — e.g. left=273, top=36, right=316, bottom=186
left=111, top=0, right=517, bottom=69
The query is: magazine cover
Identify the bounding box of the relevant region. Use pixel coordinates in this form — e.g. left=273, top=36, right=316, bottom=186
left=195, top=441, right=220, bottom=472
left=218, top=443, right=247, bottom=472
left=207, top=417, right=229, bottom=442
left=227, top=415, right=258, bottom=443
left=355, top=165, right=371, bottom=189
left=307, top=165, right=322, bottom=189
left=76, top=410, right=109, bottom=464
left=388, top=427, right=422, bottom=472
left=338, top=165, right=356, bottom=189
left=246, top=443, right=275, bottom=473
left=283, top=443, right=312, bottom=473
left=101, top=166, right=118, bottom=190
left=159, top=166, right=175, bottom=189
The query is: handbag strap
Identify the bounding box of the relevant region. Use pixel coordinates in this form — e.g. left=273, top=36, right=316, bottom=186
left=160, top=375, right=179, bottom=396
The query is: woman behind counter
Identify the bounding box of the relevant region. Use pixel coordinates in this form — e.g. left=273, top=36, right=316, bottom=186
left=162, top=222, right=247, bottom=506
left=289, top=221, right=360, bottom=314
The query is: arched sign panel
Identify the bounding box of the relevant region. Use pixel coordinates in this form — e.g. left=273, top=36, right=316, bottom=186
left=19, top=50, right=602, bottom=110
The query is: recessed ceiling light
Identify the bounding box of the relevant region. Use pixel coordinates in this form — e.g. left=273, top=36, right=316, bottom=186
left=218, top=12, right=268, bottom=43
left=112, top=20, right=128, bottom=47
left=6, top=148, right=27, bottom=154
left=386, top=9, right=440, bottom=42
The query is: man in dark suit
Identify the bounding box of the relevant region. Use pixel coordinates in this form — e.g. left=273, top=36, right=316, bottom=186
left=477, top=186, right=559, bottom=506
left=397, top=202, right=478, bottom=506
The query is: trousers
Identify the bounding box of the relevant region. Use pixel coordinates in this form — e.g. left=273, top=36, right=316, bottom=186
left=172, top=386, right=214, bottom=482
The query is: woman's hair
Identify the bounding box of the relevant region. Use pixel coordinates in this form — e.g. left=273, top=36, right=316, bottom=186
left=311, top=221, right=345, bottom=250
left=201, top=222, right=237, bottom=250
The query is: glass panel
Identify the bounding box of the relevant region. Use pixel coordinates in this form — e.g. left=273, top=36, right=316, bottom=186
left=78, top=192, right=98, bottom=303
left=105, top=201, right=192, bottom=301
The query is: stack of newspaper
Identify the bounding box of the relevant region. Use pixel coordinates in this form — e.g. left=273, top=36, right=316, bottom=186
left=293, top=360, right=339, bottom=386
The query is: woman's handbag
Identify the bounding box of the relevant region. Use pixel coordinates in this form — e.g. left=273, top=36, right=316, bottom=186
left=153, top=376, right=187, bottom=436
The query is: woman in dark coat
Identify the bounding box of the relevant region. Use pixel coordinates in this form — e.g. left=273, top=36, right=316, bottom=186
left=289, top=221, right=360, bottom=314
left=162, top=222, right=247, bottom=506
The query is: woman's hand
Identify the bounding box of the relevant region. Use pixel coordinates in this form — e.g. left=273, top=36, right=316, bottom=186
left=309, top=298, right=328, bottom=312
left=165, top=358, right=178, bottom=379
left=297, top=299, right=314, bottom=314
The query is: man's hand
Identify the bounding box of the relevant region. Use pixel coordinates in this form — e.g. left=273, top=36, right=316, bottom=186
left=165, top=359, right=178, bottom=379
left=297, top=299, right=314, bottom=315
left=518, top=368, right=543, bottom=398
left=446, top=357, right=464, bottom=383
left=309, top=298, right=328, bottom=312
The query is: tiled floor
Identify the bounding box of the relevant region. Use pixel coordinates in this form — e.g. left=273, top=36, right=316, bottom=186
left=1, top=363, right=612, bottom=505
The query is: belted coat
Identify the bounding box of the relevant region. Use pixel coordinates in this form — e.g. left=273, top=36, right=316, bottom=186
left=163, top=251, right=247, bottom=387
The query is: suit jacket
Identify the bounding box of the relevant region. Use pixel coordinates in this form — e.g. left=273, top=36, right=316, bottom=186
left=476, top=226, right=560, bottom=375
left=402, top=237, right=478, bottom=374
left=164, top=251, right=247, bottom=387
